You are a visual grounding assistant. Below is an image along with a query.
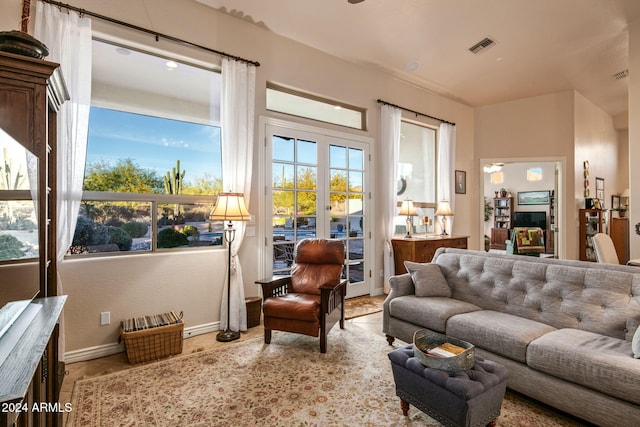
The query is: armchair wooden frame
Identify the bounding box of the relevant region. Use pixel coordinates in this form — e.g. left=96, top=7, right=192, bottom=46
left=256, top=275, right=348, bottom=353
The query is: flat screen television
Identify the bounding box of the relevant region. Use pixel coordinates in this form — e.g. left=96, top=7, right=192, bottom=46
left=512, top=211, right=547, bottom=230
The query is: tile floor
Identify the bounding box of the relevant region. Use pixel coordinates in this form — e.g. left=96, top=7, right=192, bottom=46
left=60, top=311, right=384, bottom=424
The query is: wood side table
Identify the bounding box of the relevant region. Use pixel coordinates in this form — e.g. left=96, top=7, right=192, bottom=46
left=391, top=236, right=468, bottom=275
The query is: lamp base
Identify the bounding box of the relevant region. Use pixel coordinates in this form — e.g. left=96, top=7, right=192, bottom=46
left=216, top=329, right=240, bottom=342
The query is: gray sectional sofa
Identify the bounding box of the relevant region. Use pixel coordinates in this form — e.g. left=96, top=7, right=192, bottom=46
left=383, top=248, right=640, bottom=427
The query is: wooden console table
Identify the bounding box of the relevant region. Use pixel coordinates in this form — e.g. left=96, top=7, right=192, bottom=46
left=391, top=236, right=468, bottom=275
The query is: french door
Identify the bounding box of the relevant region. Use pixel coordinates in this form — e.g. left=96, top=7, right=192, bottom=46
left=264, top=121, right=371, bottom=298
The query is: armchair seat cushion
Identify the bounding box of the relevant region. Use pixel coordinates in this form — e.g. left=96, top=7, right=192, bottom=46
left=263, top=293, right=320, bottom=322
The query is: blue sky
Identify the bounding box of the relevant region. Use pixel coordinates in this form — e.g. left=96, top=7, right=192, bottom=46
left=86, top=107, right=222, bottom=183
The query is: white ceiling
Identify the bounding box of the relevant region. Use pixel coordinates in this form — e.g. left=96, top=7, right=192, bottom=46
left=195, top=0, right=640, bottom=117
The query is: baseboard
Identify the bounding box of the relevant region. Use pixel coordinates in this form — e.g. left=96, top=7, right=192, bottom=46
left=63, top=321, right=220, bottom=363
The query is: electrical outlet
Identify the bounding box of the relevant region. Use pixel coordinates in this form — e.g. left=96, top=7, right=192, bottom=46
left=100, top=311, right=110, bottom=326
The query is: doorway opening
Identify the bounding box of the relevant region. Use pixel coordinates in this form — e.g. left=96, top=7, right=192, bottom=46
left=480, top=158, right=565, bottom=259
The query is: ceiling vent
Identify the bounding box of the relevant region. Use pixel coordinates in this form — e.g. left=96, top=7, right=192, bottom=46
left=468, top=37, right=496, bottom=54
left=613, top=69, right=629, bottom=80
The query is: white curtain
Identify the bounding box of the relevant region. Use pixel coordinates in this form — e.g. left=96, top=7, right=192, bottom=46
left=437, top=123, right=456, bottom=233
left=220, top=58, right=256, bottom=331
left=381, top=105, right=401, bottom=293
left=34, top=2, right=92, bottom=360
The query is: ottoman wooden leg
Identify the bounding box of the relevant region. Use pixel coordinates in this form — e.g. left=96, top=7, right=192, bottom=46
left=400, top=399, right=409, bottom=416
left=487, top=419, right=497, bottom=426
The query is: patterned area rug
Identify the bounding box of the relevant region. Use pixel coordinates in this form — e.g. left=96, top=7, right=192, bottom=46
left=67, top=325, right=584, bottom=427
left=344, top=294, right=386, bottom=319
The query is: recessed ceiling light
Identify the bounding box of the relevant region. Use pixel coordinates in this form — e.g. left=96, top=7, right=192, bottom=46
left=115, top=47, right=130, bottom=55
left=165, top=60, right=179, bottom=70
left=403, top=61, right=420, bottom=72
left=333, top=105, right=342, bottom=110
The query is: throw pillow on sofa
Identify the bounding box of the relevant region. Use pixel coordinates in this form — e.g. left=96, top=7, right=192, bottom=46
left=404, top=261, right=452, bottom=298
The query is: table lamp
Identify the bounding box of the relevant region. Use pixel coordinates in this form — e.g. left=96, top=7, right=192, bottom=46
left=399, top=199, right=418, bottom=238
left=436, top=201, right=453, bottom=236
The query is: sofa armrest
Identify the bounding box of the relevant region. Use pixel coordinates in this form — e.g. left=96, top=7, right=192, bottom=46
left=388, top=273, right=415, bottom=297
left=383, top=273, right=415, bottom=337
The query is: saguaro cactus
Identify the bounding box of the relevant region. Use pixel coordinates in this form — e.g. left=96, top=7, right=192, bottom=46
left=163, top=160, right=185, bottom=195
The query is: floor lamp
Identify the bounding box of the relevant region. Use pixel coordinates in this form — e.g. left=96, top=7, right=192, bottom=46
left=210, top=192, right=251, bottom=342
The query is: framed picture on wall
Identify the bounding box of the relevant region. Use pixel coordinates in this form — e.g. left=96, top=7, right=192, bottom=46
left=595, top=177, right=604, bottom=201
left=517, top=191, right=550, bottom=205
left=455, top=170, right=466, bottom=194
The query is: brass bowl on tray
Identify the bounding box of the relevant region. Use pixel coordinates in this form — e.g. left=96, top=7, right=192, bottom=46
left=413, top=329, right=475, bottom=372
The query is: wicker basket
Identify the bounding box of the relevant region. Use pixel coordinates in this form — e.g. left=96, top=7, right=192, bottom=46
left=120, top=320, right=184, bottom=364
left=245, top=296, right=262, bottom=328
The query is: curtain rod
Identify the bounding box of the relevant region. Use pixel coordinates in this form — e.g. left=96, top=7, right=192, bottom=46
left=39, top=0, right=260, bottom=67
left=377, top=99, right=455, bottom=126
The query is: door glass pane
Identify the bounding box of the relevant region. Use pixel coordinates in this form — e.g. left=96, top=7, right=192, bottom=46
left=296, top=192, right=317, bottom=216
left=349, top=171, right=363, bottom=192
left=349, top=147, right=363, bottom=170
left=297, top=139, right=317, bottom=164
left=329, top=145, right=347, bottom=168
left=273, top=163, right=294, bottom=188
left=273, top=135, right=294, bottom=162
left=296, top=166, right=316, bottom=190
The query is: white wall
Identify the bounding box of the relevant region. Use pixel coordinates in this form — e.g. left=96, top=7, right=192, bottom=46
left=1, top=0, right=475, bottom=357
left=630, top=18, right=640, bottom=260
left=475, top=92, right=576, bottom=258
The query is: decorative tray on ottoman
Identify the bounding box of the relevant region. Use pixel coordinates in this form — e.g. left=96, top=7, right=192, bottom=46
left=413, top=329, right=475, bottom=372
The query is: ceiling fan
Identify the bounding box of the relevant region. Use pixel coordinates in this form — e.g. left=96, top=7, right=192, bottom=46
left=348, top=0, right=365, bottom=4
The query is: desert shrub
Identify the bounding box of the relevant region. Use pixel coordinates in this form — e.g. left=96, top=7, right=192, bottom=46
left=104, top=218, right=124, bottom=227
left=72, top=216, right=109, bottom=247
left=183, top=225, right=200, bottom=239
left=157, top=228, right=189, bottom=248
left=7, top=218, right=36, bottom=231
left=0, top=234, right=26, bottom=260
left=107, top=226, right=133, bottom=251
left=122, top=221, right=148, bottom=238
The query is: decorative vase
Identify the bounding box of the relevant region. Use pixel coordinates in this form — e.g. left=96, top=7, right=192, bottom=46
left=0, top=30, right=49, bottom=59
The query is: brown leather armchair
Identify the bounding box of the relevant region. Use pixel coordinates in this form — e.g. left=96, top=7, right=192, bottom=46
left=257, top=238, right=347, bottom=353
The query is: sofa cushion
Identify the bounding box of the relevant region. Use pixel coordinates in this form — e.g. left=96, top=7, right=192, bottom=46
left=388, top=295, right=481, bottom=334
left=446, top=310, right=556, bottom=363
left=634, top=325, right=640, bottom=359
left=527, top=328, right=640, bottom=405
left=404, top=261, right=452, bottom=297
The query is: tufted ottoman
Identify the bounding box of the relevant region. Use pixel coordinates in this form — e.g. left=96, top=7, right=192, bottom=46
left=388, top=345, right=508, bottom=427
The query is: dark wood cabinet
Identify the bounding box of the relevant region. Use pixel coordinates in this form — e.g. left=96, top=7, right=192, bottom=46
left=391, top=236, right=468, bottom=275
left=490, top=228, right=510, bottom=251
left=0, top=51, right=68, bottom=427
left=610, top=218, right=629, bottom=264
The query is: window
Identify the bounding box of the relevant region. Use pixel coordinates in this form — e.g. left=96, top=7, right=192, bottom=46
left=266, top=83, right=366, bottom=130
left=396, top=121, right=437, bottom=234
left=69, top=40, right=223, bottom=255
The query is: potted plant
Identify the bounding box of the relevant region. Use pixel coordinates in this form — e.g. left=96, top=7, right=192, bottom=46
left=615, top=207, right=627, bottom=218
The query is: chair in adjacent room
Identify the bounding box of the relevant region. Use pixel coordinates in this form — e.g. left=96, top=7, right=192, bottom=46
left=592, top=233, right=621, bottom=264
left=592, top=233, right=640, bottom=266
left=257, top=238, right=348, bottom=353
left=506, top=227, right=546, bottom=257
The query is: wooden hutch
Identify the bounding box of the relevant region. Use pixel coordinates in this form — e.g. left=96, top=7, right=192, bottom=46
left=0, top=51, right=68, bottom=426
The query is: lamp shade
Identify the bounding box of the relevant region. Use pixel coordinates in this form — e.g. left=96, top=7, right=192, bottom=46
left=622, top=188, right=630, bottom=198
left=399, top=199, right=418, bottom=216
left=210, top=192, right=251, bottom=221
left=436, top=201, right=453, bottom=216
